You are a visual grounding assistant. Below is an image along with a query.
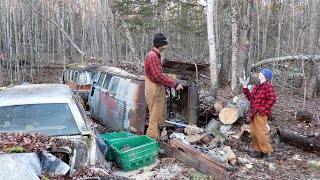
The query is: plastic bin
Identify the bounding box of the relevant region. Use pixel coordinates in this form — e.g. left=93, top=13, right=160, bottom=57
left=100, top=131, right=137, bottom=160
left=111, top=135, right=159, bottom=171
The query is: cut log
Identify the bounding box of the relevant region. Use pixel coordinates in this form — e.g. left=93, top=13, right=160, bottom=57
left=219, top=94, right=250, bottom=124
left=295, top=110, right=314, bottom=123
left=278, top=128, right=320, bottom=152
left=213, top=101, right=223, bottom=113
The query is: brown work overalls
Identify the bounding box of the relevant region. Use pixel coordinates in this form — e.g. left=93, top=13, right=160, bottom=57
left=250, top=113, right=273, bottom=153
left=145, top=77, right=166, bottom=140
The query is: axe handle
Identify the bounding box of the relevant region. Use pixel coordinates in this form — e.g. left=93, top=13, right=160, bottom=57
left=165, top=120, right=202, bottom=131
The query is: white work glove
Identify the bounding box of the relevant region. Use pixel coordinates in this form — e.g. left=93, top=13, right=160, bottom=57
left=239, top=72, right=250, bottom=88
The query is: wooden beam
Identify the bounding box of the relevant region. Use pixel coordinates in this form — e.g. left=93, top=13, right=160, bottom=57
left=159, top=139, right=232, bottom=180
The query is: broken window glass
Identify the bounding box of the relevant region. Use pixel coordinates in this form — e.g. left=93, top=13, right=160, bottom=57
left=103, top=74, right=112, bottom=90
left=109, top=77, right=120, bottom=94
left=97, top=74, right=106, bottom=87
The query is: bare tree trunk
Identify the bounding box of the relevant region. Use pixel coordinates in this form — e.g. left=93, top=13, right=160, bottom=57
left=238, top=0, right=253, bottom=77
left=207, top=0, right=219, bottom=98
left=230, top=0, right=238, bottom=95
left=220, top=0, right=231, bottom=83
left=255, top=0, right=260, bottom=61
left=7, top=0, right=13, bottom=84
left=32, top=6, right=88, bottom=60
left=261, top=0, right=270, bottom=59
left=69, top=0, right=75, bottom=60
left=13, top=0, right=20, bottom=82
left=304, top=0, right=320, bottom=99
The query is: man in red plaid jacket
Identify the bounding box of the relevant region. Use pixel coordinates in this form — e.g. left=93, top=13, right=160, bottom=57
left=242, top=68, right=276, bottom=162
left=144, top=33, right=184, bottom=140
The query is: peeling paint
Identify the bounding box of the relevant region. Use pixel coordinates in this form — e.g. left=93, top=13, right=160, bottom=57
left=88, top=62, right=207, bottom=134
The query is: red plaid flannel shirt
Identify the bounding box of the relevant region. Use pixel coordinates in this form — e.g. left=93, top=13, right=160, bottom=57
left=243, top=81, right=276, bottom=121
left=144, top=49, right=177, bottom=88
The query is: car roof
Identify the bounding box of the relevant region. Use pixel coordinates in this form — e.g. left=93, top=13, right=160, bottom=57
left=0, top=84, right=73, bottom=106
left=97, top=66, right=144, bottom=80
left=66, top=63, right=103, bottom=72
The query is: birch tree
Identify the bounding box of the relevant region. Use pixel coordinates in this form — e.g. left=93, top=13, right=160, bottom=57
left=207, top=0, right=218, bottom=98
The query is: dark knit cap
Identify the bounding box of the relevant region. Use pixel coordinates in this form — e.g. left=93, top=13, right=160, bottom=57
left=153, top=33, right=168, bottom=48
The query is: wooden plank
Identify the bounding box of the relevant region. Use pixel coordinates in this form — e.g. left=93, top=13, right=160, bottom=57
left=170, top=138, right=233, bottom=170
left=159, top=140, right=231, bottom=180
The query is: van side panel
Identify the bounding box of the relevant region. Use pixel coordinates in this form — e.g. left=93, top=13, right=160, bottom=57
left=89, top=72, right=147, bottom=133
left=67, top=81, right=78, bottom=90
left=122, top=79, right=146, bottom=134
left=98, top=90, right=119, bottom=130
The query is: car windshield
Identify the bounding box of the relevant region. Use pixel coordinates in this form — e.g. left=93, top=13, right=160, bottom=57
left=0, top=103, right=81, bottom=136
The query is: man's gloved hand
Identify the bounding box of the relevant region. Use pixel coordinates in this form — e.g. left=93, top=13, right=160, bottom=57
left=239, top=75, right=250, bottom=88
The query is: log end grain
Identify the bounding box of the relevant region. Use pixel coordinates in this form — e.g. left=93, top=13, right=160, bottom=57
left=219, top=107, right=239, bottom=124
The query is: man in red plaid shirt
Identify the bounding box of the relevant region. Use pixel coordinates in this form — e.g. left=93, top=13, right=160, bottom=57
left=242, top=68, right=276, bottom=162
left=144, top=33, right=184, bottom=140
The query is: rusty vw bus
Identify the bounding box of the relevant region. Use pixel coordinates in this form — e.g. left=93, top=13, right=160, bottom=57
left=62, top=64, right=102, bottom=104
left=87, top=60, right=208, bottom=134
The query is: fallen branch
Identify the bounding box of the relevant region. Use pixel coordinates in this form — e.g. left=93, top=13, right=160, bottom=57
left=252, top=55, right=320, bottom=68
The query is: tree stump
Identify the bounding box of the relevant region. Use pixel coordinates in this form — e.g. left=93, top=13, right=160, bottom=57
left=218, top=94, right=250, bottom=124
left=295, top=110, right=314, bottom=123
left=278, top=128, right=320, bottom=152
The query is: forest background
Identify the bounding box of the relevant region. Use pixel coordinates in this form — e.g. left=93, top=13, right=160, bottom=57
left=0, top=0, right=320, bottom=101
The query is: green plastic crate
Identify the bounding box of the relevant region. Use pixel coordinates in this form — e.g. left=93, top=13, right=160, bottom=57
left=100, top=131, right=138, bottom=160
left=111, top=135, right=159, bottom=171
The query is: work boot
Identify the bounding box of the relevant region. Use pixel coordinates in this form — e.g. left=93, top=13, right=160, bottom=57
left=250, top=151, right=263, bottom=158
left=264, top=152, right=275, bottom=162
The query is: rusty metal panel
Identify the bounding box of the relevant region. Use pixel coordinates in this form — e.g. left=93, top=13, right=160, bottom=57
left=167, top=86, right=199, bottom=125
left=162, top=59, right=209, bottom=86
left=90, top=63, right=202, bottom=133
left=123, top=79, right=146, bottom=134
left=188, top=86, right=199, bottom=125
left=89, top=68, right=147, bottom=134
left=162, top=59, right=209, bottom=75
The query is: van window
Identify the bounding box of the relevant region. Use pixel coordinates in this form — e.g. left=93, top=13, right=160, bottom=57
left=69, top=71, right=73, bottom=82
left=115, top=78, right=130, bottom=100
left=93, top=72, right=100, bottom=84
left=97, top=74, right=106, bottom=87
left=66, top=70, right=71, bottom=81
left=65, top=71, right=68, bottom=81
left=109, top=77, right=120, bottom=94
left=68, top=71, right=71, bottom=81
left=63, top=71, right=67, bottom=81
left=74, top=71, right=79, bottom=83
left=103, top=74, right=112, bottom=90
left=78, top=72, right=90, bottom=85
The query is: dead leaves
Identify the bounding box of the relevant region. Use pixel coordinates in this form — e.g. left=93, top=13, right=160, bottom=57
left=0, top=132, right=71, bottom=153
